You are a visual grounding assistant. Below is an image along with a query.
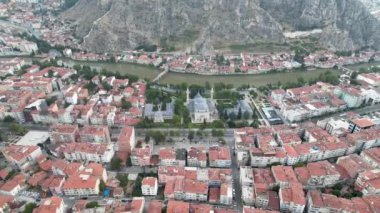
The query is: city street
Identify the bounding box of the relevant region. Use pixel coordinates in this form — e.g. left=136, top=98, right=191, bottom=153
left=226, top=134, right=243, bottom=212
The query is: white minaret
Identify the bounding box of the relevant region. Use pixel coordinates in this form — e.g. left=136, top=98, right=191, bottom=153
left=186, top=88, right=190, bottom=104
left=211, top=87, right=214, bottom=100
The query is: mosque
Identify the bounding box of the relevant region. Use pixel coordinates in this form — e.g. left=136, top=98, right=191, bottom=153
left=186, top=88, right=218, bottom=124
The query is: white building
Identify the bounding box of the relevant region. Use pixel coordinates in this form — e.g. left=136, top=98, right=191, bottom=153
left=242, top=185, right=255, bottom=205
left=61, top=143, right=115, bottom=163
left=0, top=180, right=22, bottom=196
left=240, top=167, right=254, bottom=187
left=357, top=73, right=380, bottom=87
left=141, top=177, right=158, bottom=196
left=220, top=183, right=233, bottom=205
left=186, top=89, right=218, bottom=124
left=2, top=145, right=42, bottom=170
left=279, top=183, right=306, bottom=213
left=317, top=118, right=350, bottom=136
left=62, top=174, right=100, bottom=197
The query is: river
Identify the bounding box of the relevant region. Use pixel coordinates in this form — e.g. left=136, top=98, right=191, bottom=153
left=13, top=57, right=380, bottom=87
left=60, top=58, right=342, bottom=86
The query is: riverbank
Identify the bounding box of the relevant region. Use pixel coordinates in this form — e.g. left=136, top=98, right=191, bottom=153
left=58, top=58, right=342, bottom=86
left=159, top=69, right=341, bottom=87
left=60, top=58, right=161, bottom=80
left=59, top=57, right=341, bottom=86
left=4, top=56, right=380, bottom=87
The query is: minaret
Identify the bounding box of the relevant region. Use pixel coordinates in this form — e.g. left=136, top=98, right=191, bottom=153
left=186, top=88, right=190, bottom=104
left=211, top=87, right=214, bottom=100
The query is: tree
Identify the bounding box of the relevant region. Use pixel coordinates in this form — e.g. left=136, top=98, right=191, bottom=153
left=102, top=81, right=112, bottom=91
left=99, top=180, right=106, bottom=194
left=297, top=77, right=305, bottom=85
left=249, top=90, right=258, bottom=99
left=110, top=157, right=122, bottom=171
left=218, top=138, right=226, bottom=145
left=251, top=119, right=260, bottom=128
left=126, top=157, right=132, bottom=167
left=5, top=170, right=15, bottom=180
left=223, top=110, right=229, bottom=120
left=211, top=120, right=225, bottom=128
left=352, top=191, right=363, bottom=198
left=211, top=129, right=224, bottom=137
left=9, top=123, right=28, bottom=136
left=196, top=130, right=203, bottom=138
left=293, top=162, right=306, bottom=168
left=162, top=207, right=167, bottom=213
left=332, top=189, right=341, bottom=197
left=237, top=107, right=242, bottom=120
left=121, top=98, right=132, bottom=110
left=0, top=130, right=7, bottom=142
left=117, top=174, right=129, bottom=187
left=144, top=135, right=150, bottom=143
left=243, top=111, right=250, bottom=120
left=85, top=201, right=99, bottom=209
left=45, top=96, right=57, bottom=106
left=110, top=56, right=116, bottom=63
left=229, top=112, right=237, bottom=121
left=84, top=82, right=97, bottom=93
left=70, top=73, right=79, bottom=82
left=332, top=183, right=343, bottom=191
left=148, top=131, right=166, bottom=144
left=3, top=116, right=14, bottom=123
left=132, top=177, right=143, bottom=196
left=73, top=64, right=82, bottom=71
left=215, top=54, right=226, bottom=66
left=187, top=131, right=195, bottom=142
left=351, top=71, right=359, bottom=79
left=47, top=70, right=54, bottom=78
left=23, top=203, right=36, bottom=213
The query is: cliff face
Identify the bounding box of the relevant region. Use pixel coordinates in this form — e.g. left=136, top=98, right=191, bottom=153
left=61, top=0, right=380, bottom=53
left=357, top=0, right=380, bottom=12
left=260, top=0, right=380, bottom=51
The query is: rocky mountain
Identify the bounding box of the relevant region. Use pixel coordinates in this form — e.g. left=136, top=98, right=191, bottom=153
left=61, top=0, right=380, bottom=53
left=358, top=0, right=380, bottom=12
left=357, top=0, right=380, bottom=19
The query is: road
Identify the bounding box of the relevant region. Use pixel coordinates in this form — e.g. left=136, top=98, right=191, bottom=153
left=220, top=131, right=243, bottom=212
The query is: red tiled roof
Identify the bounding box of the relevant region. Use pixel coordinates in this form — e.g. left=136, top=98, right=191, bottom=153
left=351, top=118, right=375, bottom=128
left=167, top=200, right=190, bottom=213
left=3, top=145, right=40, bottom=162
left=33, top=196, right=63, bottom=213
left=148, top=200, right=163, bottom=213
left=62, top=174, right=99, bottom=190
left=142, top=177, right=157, bottom=187
left=28, top=171, right=48, bottom=187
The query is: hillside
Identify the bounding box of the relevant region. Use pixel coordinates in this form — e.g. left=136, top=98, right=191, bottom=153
left=60, top=0, right=380, bottom=53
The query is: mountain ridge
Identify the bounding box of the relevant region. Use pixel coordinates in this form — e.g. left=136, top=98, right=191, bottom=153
left=60, top=0, right=380, bottom=53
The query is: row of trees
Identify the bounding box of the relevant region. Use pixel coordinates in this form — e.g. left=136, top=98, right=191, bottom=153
left=145, top=87, right=172, bottom=105
left=255, top=70, right=340, bottom=93
left=72, top=65, right=139, bottom=83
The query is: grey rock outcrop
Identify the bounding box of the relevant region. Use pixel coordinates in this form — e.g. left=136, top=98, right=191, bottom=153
left=61, top=0, right=380, bottom=53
